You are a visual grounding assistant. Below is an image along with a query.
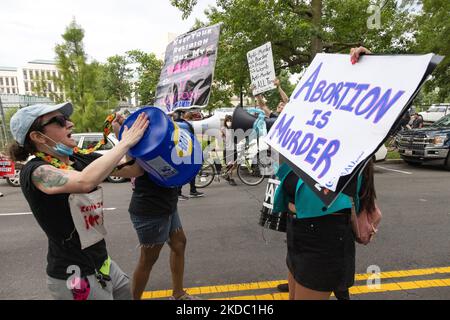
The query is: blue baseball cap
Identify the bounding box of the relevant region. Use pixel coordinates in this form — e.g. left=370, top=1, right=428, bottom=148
left=10, top=102, right=73, bottom=146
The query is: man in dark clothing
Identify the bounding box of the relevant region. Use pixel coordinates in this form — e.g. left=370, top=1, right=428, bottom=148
left=174, top=111, right=204, bottom=199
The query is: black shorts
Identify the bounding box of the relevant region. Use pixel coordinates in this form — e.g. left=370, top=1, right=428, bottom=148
left=286, top=213, right=355, bottom=292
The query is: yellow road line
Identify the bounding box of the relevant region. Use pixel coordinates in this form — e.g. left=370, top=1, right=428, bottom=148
left=141, top=266, right=450, bottom=300
left=213, top=277, right=450, bottom=300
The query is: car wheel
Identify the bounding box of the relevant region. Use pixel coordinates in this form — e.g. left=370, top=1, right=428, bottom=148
left=6, top=168, right=21, bottom=187
left=445, top=154, right=450, bottom=171
left=107, top=175, right=127, bottom=183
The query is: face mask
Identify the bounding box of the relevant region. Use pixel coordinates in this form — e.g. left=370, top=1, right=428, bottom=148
left=226, top=122, right=232, bottom=127
left=40, top=133, right=74, bottom=157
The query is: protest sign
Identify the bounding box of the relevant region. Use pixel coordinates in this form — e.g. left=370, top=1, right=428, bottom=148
left=266, top=53, right=442, bottom=206
left=247, top=42, right=276, bottom=95
left=0, top=157, right=14, bottom=178
left=154, top=24, right=221, bottom=113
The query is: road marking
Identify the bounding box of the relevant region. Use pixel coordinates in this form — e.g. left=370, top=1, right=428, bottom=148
left=142, top=266, right=450, bottom=299
left=375, top=165, right=412, bottom=175
left=0, top=208, right=117, bottom=217
left=213, top=277, right=450, bottom=300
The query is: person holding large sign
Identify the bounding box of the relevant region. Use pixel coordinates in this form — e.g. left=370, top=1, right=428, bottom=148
left=254, top=78, right=290, bottom=118
left=155, top=24, right=221, bottom=113
left=270, top=47, right=374, bottom=300
left=269, top=46, right=441, bottom=300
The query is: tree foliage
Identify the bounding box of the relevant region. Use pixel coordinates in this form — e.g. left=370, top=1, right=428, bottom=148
left=54, top=20, right=110, bottom=132
left=171, top=0, right=448, bottom=105
left=413, top=0, right=450, bottom=102
left=99, top=55, right=133, bottom=102
left=127, top=50, right=163, bottom=105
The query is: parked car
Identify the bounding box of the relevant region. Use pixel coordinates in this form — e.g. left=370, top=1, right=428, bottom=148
left=374, top=144, right=388, bottom=162
left=72, top=133, right=127, bottom=183
left=419, top=104, right=450, bottom=124
left=397, top=114, right=450, bottom=169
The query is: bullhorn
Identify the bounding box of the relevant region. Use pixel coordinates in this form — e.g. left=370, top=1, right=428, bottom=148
left=231, top=106, right=277, bottom=131
left=191, top=114, right=222, bottom=135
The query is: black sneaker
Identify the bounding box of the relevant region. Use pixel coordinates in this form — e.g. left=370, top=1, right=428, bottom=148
left=228, top=179, right=237, bottom=186
left=189, top=191, right=204, bottom=198
left=178, top=195, right=189, bottom=201
left=277, top=283, right=289, bottom=292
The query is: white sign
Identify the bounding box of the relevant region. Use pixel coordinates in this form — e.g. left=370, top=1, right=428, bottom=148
left=247, top=42, right=276, bottom=95
left=265, top=53, right=434, bottom=191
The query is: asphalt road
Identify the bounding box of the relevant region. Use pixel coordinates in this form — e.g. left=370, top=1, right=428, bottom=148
left=0, top=161, right=449, bottom=300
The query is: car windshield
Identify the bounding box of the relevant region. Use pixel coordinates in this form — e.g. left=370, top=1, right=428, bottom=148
left=427, top=106, right=447, bottom=112
left=431, top=114, right=450, bottom=127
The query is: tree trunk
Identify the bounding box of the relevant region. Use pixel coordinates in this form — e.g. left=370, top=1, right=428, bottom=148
left=310, top=0, right=323, bottom=60
left=240, top=85, right=244, bottom=107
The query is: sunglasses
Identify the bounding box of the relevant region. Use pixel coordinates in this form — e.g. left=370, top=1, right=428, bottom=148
left=40, top=115, right=71, bottom=128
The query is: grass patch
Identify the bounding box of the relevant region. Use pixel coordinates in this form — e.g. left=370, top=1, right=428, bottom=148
left=387, top=150, right=401, bottom=160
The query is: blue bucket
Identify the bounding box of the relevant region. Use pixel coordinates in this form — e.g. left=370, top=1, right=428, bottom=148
left=119, top=106, right=203, bottom=187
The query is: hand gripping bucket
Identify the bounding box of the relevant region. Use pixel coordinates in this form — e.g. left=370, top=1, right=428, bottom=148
left=119, top=106, right=203, bottom=187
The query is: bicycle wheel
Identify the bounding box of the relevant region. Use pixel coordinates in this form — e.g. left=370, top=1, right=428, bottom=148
left=195, top=163, right=215, bottom=188
left=237, top=161, right=265, bottom=186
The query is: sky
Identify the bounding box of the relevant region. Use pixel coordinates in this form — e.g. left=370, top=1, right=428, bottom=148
left=0, top=0, right=216, bottom=67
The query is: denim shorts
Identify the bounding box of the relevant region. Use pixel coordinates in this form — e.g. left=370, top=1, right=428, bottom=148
left=129, top=210, right=182, bottom=246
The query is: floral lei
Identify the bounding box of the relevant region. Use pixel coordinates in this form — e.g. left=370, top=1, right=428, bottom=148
left=34, top=113, right=116, bottom=170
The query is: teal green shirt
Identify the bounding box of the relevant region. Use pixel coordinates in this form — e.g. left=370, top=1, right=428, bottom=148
left=272, top=163, right=361, bottom=219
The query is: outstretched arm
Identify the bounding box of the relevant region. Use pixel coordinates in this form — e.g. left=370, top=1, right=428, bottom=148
left=32, top=113, right=149, bottom=195
left=252, top=84, right=271, bottom=117
left=274, top=78, right=289, bottom=104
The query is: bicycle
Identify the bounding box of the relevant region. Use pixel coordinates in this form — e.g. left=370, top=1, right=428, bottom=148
left=195, top=141, right=271, bottom=188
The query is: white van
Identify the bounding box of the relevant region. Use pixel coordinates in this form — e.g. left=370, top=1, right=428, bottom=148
left=72, top=133, right=127, bottom=183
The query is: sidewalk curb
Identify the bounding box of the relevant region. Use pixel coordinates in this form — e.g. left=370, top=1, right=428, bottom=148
left=385, top=159, right=404, bottom=163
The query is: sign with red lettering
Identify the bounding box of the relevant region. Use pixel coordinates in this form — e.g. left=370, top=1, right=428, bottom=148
left=0, top=157, right=15, bottom=178
left=155, top=24, right=221, bottom=113
left=69, top=187, right=107, bottom=249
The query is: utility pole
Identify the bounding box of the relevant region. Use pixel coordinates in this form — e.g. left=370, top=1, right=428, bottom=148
left=0, top=96, right=9, bottom=151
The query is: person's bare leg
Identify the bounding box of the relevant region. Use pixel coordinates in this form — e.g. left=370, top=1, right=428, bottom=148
left=168, top=229, right=187, bottom=298
left=131, top=244, right=164, bottom=300
left=294, top=280, right=332, bottom=300
left=288, top=272, right=296, bottom=300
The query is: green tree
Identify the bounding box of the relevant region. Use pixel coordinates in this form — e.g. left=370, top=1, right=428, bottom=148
left=127, top=50, right=163, bottom=105
left=172, top=0, right=416, bottom=102
left=54, top=20, right=110, bottom=132
left=99, top=55, right=133, bottom=102
left=413, top=0, right=450, bottom=102
left=0, top=107, right=19, bottom=150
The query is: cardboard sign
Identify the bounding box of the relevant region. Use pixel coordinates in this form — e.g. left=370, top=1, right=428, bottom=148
left=154, top=24, right=221, bottom=113
left=247, top=42, right=276, bottom=95
left=266, top=53, right=442, bottom=205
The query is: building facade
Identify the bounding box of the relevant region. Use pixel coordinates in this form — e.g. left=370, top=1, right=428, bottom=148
left=0, top=60, right=65, bottom=102
left=0, top=67, right=19, bottom=95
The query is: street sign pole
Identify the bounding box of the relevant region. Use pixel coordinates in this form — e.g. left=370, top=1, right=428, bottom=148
left=0, top=96, right=9, bottom=151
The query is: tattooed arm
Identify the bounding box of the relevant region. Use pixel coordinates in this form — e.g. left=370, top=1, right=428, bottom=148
left=32, top=165, right=77, bottom=194
left=31, top=113, right=149, bottom=195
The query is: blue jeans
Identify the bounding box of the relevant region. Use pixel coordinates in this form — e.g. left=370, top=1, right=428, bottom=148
left=130, top=210, right=182, bottom=246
